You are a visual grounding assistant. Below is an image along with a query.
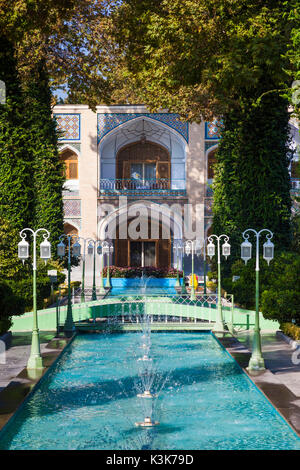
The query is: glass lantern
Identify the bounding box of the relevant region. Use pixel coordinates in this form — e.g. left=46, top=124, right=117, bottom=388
left=40, top=239, right=51, bottom=263
left=173, top=241, right=182, bottom=254
left=87, top=242, right=94, bottom=256
left=222, top=241, right=231, bottom=259
left=72, top=240, right=81, bottom=258
left=97, top=244, right=102, bottom=255
left=207, top=241, right=215, bottom=259
left=18, top=238, right=29, bottom=263
left=57, top=240, right=65, bottom=258
left=195, top=239, right=202, bottom=257
left=263, top=239, right=274, bottom=265
left=185, top=242, right=191, bottom=256
left=241, top=239, right=252, bottom=264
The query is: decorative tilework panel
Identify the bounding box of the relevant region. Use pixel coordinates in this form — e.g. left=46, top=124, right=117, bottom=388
left=205, top=119, right=222, bottom=139
left=54, top=114, right=80, bottom=140
left=63, top=199, right=81, bottom=217
left=97, top=113, right=188, bottom=144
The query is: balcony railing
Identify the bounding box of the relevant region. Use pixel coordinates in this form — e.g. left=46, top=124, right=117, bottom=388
left=99, top=178, right=186, bottom=196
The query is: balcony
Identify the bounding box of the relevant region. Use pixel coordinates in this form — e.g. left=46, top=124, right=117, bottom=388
left=99, top=179, right=186, bottom=197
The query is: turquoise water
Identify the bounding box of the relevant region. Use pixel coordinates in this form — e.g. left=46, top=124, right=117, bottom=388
left=0, top=332, right=299, bottom=450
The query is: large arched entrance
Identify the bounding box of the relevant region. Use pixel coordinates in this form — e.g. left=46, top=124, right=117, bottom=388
left=115, top=220, right=170, bottom=268
left=98, top=201, right=184, bottom=269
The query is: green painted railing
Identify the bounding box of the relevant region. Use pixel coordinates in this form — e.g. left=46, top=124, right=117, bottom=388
left=10, top=293, right=280, bottom=332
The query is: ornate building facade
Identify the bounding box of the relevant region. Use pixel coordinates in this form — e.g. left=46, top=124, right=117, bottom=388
left=54, top=104, right=299, bottom=270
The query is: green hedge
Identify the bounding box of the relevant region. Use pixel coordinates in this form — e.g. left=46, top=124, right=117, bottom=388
left=280, top=322, right=300, bottom=341
left=222, top=252, right=300, bottom=324
left=0, top=282, right=24, bottom=318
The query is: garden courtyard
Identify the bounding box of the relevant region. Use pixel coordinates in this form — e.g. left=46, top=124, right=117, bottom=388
left=0, top=0, right=299, bottom=453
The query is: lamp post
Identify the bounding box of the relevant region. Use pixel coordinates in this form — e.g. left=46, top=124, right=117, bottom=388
left=97, top=242, right=106, bottom=295
left=241, top=228, right=274, bottom=371
left=184, top=239, right=203, bottom=300
left=207, top=234, right=230, bottom=332
left=86, top=239, right=98, bottom=300
left=173, top=240, right=183, bottom=288
left=79, top=238, right=89, bottom=303
left=57, top=234, right=81, bottom=334
left=18, top=228, right=51, bottom=370
left=103, top=241, right=114, bottom=289
left=203, top=238, right=207, bottom=295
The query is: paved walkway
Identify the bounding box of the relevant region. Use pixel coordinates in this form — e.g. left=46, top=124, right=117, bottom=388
left=220, top=330, right=300, bottom=435
left=0, top=332, right=55, bottom=392
left=238, top=331, right=300, bottom=397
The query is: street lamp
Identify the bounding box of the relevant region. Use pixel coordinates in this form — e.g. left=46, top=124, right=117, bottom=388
left=195, top=238, right=208, bottom=295
left=207, top=234, right=230, bottom=332
left=86, top=239, right=103, bottom=300
left=102, top=241, right=114, bottom=289
left=96, top=243, right=106, bottom=296
left=241, top=229, right=274, bottom=371
left=173, top=240, right=183, bottom=288
left=57, top=234, right=81, bottom=334
left=79, top=238, right=87, bottom=302
left=75, top=238, right=97, bottom=303
left=18, top=228, right=51, bottom=370
left=184, top=239, right=203, bottom=300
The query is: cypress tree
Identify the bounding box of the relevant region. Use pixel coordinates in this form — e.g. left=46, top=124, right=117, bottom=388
left=0, top=42, right=64, bottom=279
left=0, top=37, right=34, bottom=278
left=212, top=91, right=292, bottom=266
left=25, top=60, right=64, bottom=250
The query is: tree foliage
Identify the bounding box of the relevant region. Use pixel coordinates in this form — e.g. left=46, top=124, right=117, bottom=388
left=0, top=37, right=35, bottom=278
left=0, top=0, right=125, bottom=108
left=0, top=36, right=64, bottom=276
left=114, top=0, right=299, bottom=120
left=223, top=252, right=300, bottom=326
left=25, top=61, right=65, bottom=249
left=212, top=92, right=293, bottom=261
left=261, top=252, right=300, bottom=325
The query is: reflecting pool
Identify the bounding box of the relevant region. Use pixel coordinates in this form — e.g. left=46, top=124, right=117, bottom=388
left=0, top=332, right=299, bottom=450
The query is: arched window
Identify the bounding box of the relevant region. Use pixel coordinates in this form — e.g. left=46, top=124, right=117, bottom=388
left=207, top=148, right=217, bottom=180
left=60, top=148, right=78, bottom=180
left=116, top=141, right=170, bottom=189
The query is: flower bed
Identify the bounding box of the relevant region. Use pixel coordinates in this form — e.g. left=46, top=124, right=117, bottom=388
left=102, top=266, right=182, bottom=278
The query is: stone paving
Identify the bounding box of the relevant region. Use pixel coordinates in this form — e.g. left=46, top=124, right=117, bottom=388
left=219, top=330, right=300, bottom=435
left=238, top=331, right=300, bottom=397
left=0, top=332, right=55, bottom=392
